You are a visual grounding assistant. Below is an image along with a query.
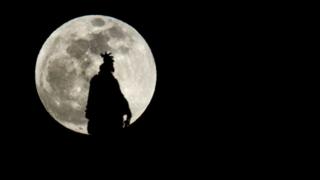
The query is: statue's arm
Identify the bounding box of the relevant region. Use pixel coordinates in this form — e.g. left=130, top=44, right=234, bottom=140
left=123, top=99, right=132, bottom=127
left=85, top=76, right=98, bottom=118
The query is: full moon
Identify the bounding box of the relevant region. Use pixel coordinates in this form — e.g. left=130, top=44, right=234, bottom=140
left=35, top=15, right=157, bottom=134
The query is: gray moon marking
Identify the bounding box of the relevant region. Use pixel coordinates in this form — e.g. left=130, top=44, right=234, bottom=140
left=35, top=15, right=157, bottom=134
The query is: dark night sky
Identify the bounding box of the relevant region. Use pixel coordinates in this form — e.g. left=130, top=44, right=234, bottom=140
left=0, top=0, right=293, bottom=170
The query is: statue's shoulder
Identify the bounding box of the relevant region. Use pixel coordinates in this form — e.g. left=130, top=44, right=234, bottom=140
left=90, top=75, right=99, bottom=81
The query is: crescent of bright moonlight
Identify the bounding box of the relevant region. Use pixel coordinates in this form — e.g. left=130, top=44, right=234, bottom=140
left=35, top=15, right=157, bottom=134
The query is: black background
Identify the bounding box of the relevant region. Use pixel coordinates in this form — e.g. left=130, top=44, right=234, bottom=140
left=0, top=0, right=296, bottom=172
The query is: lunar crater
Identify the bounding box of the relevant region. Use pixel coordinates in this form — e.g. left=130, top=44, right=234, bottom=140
left=109, top=26, right=125, bottom=39
left=91, top=18, right=105, bottom=27
left=88, top=32, right=111, bottom=54
left=66, top=39, right=90, bottom=58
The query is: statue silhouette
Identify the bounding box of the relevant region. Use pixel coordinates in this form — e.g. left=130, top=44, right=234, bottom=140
left=85, top=52, right=131, bottom=136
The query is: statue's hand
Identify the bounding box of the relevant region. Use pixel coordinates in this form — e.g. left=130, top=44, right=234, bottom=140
left=124, top=119, right=130, bottom=128
left=123, top=114, right=131, bottom=128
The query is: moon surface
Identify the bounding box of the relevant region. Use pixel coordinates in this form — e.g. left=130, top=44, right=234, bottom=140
left=35, top=15, right=157, bottom=134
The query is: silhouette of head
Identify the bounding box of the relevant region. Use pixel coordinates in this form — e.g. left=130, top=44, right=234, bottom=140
left=100, top=52, right=115, bottom=73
